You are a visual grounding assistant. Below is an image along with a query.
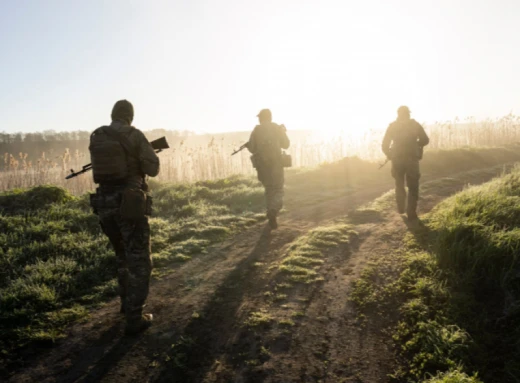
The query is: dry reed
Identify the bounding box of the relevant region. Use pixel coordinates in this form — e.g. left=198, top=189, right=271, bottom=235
left=1, top=115, right=519, bottom=195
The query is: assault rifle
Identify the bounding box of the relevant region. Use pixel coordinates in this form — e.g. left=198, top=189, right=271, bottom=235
left=379, top=158, right=390, bottom=170
left=65, top=136, right=170, bottom=180
left=231, top=142, right=249, bottom=156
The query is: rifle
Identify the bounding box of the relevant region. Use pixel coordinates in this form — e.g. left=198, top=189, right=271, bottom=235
left=231, top=142, right=249, bottom=156
left=378, top=158, right=390, bottom=170
left=65, top=136, right=170, bottom=180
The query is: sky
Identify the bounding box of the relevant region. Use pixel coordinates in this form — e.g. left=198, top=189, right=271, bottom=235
left=1, top=0, right=519, bottom=136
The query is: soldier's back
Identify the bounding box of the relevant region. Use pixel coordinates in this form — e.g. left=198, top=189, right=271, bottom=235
left=389, top=119, right=422, bottom=160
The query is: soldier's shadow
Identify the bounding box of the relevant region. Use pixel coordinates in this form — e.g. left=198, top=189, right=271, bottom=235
left=57, top=321, right=141, bottom=383
left=153, top=225, right=274, bottom=383
left=401, top=215, right=432, bottom=250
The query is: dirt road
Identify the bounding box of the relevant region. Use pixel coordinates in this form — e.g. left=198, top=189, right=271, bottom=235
left=8, top=162, right=517, bottom=383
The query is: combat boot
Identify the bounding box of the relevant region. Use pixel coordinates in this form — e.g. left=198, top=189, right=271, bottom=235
left=407, top=196, right=419, bottom=221
left=407, top=211, right=418, bottom=222
left=396, top=197, right=406, bottom=214
left=125, top=313, right=153, bottom=336
left=267, top=210, right=278, bottom=229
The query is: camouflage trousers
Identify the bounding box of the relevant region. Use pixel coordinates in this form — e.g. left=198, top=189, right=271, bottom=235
left=97, top=206, right=152, bottom=323
left=257, top=165, right=285, bottom=214
left=391, top=160, right=420, bottom=215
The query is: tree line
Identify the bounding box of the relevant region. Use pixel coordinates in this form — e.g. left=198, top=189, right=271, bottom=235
left=0, top=129, right=194, bottom=162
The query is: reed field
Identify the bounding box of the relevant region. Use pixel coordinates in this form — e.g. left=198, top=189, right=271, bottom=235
left=1, top=114, right=520, bottom=194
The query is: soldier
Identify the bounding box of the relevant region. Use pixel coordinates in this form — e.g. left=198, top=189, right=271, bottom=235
left=89, top=100, right=160, bottom=335
left=382, top=105, right=429, bottom=221
left=247, top=109, right=290, bottom=229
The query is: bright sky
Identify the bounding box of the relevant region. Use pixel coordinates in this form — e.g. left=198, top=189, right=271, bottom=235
left=1, top=0, right=519, bottom=136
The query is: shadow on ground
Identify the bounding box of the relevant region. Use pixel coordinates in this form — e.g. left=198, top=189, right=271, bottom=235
left=153, top=224, right=274, bottom=383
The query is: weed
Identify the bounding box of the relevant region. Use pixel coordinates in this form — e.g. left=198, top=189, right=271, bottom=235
left=245, top=310, right=274, bottom=328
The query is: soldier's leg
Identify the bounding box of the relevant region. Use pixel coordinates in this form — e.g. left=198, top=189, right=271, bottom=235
left=99, top=211, right=128, bottom=313
left=266, top=166, right=284, bottom=212
left=256, top=167, right=269, bottom=212
left=391, top=162, right=406, bottom=214
left=119, top=216, right=153, bottom=331
left=406, top=161, right=421, bottom=219
left=265, top=167, right=284, bottom=229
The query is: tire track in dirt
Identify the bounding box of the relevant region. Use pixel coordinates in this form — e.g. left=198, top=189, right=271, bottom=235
left=8, top=162, right=519, bottom=383
left=261, top=164, right=518, bottom=383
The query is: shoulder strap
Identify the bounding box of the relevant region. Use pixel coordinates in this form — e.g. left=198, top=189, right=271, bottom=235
left=102, top=126, right=139, bottom=160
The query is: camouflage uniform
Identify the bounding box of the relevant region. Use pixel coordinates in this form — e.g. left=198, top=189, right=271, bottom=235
left=247, top=109, right=290, bottom=228
left=382, top=107, right=429, bottom=219
left=90, top=100, right=160, bottom=334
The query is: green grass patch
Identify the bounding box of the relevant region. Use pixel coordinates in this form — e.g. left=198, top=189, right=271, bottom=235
left=277, top=223, right=357, bottom=284
left=0, top=175, right=266, bottom=377
left=244, top=310, right=274, bottom=328
left=351, top=166, right=520, bottom=382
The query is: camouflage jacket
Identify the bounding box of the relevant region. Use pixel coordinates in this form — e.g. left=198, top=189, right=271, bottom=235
left=382, top=118, right=429, bottom=161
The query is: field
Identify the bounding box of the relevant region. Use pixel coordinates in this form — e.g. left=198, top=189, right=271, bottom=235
left=2, top=118, right=520, bottom=383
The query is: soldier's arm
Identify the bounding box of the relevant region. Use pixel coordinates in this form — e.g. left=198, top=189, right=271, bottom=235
left=279, top=124, right=290, bottom=149
left=416, top=121, right=430, bottom=147
left=247, top=127, right=258, bottom=154
left=381, top=125, right=393, bottom=158
left=135, top=129, right=160, bottom=177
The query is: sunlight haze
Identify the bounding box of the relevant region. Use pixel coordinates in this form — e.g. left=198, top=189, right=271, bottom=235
left=1, top=0, right=519, bottom=136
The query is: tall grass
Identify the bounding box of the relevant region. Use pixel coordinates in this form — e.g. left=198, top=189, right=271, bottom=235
left=2, top=114, right=520, bottom=194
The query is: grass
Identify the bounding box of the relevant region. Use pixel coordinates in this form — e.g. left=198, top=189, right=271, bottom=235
left=278, top=223, right=357, bottom=284
left=244, top=310, right=274, bottom=328
left=0, top=175, right=266, bottom=377
left=3, top=145, right=520, bottom=379
left=351, top=167, right=520, bottom=382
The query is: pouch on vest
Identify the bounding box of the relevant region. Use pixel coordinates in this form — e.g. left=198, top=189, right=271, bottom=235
left=145, top=194, right=153, bottom=216
left=417, top=146, right=424, bottom=160
left=90, top=192, right=122, bottom=214
left=281, top=152, right=292, bottom=168
left=120, top=188, right=147, bottom=220
left=250, top=154, right=259, bottom=169
left=89, top=193, right=99, bottom=215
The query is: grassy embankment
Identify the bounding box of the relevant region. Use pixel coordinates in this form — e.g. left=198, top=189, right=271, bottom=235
left=1, top=144, right=520, bottom=378
left=351, top=167, right=520, bottom=382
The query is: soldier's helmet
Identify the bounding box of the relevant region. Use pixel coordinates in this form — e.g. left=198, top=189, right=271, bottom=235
left=397, top=105, right=410, bottom=118
left=111, top=100, right=134, bottom=125
left=257, top=109, right=272, bottom=122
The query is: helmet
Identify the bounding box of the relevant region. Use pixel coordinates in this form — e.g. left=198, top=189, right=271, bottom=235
left=111, top=100, right=134, bottom=124
left=257, top=108, right=272, bottom=121
left=397, top=105, right=410, bottom=117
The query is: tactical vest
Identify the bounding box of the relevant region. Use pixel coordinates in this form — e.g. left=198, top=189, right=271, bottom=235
left=89, top=126, right=141, bottom=184
left=255, top=123, right=283, bottom=166
left=390, top=119, right=423, bottom=161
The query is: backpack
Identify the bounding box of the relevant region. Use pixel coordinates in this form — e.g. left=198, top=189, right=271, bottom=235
left=89, top=126, right=136, bottom=184
left=255, top=123, right=284, bottom=166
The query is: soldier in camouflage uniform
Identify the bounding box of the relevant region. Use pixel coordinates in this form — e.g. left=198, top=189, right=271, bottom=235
left=89, top=100, right=160, bottom=335
left=247, top=109, right=290, bottom=229
left=382, top=106, right=429, bottom=221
